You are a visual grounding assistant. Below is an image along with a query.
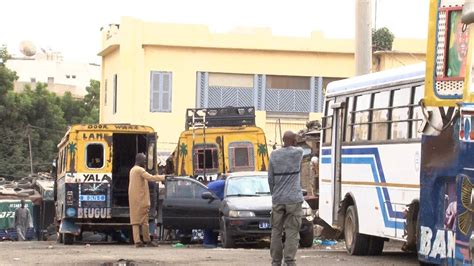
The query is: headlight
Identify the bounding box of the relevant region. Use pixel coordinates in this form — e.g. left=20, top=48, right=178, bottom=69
left=229, top=210, right=256, bottom=218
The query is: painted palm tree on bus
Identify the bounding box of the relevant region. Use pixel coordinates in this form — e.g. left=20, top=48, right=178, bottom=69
left=68, top=142, right=77, bottom=173
left=258, top=143, right=268, bottom=171
left=179, top=142, right=188, bottom=176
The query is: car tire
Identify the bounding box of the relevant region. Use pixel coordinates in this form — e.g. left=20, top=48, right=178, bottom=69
left=220, top=217, right=234, bottom=248
left=367, top=236, right=384, bottom=255
left=179, top=236, right=192, bottom=244
left=63, top=233, right=74, bottom=245
left=299, top=223, right=314, bottom=248
left=177, top=229, right=192, bottom=244
left=344, top=205, right=369, bottom=255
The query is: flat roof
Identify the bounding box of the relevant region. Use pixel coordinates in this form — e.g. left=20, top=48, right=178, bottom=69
left=326, top=63, right=425, bottom=97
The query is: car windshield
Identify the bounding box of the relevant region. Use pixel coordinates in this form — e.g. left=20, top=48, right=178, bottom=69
left=226, top=175, right=270, bottom=197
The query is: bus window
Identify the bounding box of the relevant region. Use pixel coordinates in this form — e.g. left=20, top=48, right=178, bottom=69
left=344, top=97, right=354, bottom=142
left=322, top=99, right=334, bottom=145
left=229, top=142, right=254, bottom=172
left=372, top=91, right=390, bottom=141
left=391, top=88, right=411, bottom=140
left=353, top=94, right=371, bottom=141
left=193, top=144, right=219, bottom=172
left=411, top=85, right=424, bottom=139
left=86, top=143, right=104, bottom=169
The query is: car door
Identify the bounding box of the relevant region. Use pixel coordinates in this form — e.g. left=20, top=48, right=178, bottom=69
left=162, top=177, right=220, bottom=230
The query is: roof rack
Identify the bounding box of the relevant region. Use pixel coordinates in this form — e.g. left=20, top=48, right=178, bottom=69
left=185, top=107, right=256, bottom=130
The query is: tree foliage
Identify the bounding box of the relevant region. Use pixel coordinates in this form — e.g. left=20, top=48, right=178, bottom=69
left=372, top=27, right=395, bottom=52
left=0, top=44, right=9, bottom=65
left=0, top=46, right=100, bottom=178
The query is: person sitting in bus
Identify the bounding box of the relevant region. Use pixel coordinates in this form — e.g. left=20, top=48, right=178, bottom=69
left=88, top=157, right=102, bottom=168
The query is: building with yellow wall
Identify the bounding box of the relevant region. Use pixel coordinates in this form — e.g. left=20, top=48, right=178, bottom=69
left=98, top=17, right=426, bottom=158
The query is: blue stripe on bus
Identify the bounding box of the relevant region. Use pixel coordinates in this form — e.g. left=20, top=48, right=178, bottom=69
left=321, top=149, right=331, bottom=156
left=321, top=157, right=331, bottom=164
left=320, top=147, right=405, bottom=230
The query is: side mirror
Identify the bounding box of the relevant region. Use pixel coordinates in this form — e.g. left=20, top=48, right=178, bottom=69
left=463, top=1, right=474, bottom=25
left=302, top=189, right=308, bottom=197
left=201, top=191, right=215, bottom=200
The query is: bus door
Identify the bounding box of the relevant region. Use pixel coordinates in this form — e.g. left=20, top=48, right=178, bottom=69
left=329, top=100, right=345, bottom=227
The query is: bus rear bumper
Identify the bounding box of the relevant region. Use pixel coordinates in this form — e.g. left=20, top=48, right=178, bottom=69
left=58, top=219, right=81, bottom=236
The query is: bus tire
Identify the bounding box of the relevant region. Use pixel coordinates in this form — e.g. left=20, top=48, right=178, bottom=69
left=344, top=205, right=369, bottom=255
left=63, top=233, right=74, bottom=245
left=367, top=236, right=384, bottom=255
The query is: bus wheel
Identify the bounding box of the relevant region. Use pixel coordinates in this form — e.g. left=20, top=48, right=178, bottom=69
left=63, top=233, right=74, bottom=245
left=344, top=205, right=369, bottom=255
left=367, top=236, right=384, bottom=255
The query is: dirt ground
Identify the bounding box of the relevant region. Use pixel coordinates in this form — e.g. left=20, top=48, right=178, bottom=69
left=0, top=240, right=418, bottom=265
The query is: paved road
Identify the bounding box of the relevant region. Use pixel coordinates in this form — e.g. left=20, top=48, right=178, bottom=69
left=0, top=241, right=418, bottom=265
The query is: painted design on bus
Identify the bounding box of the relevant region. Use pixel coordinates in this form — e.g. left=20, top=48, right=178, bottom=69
left=77, top=207, right=111, bottom=219
left=458, top=176, right=473, bottom=236
left=321, top=147, right=407, bottom=229
left=68, top=142, right=77, bottom=173
left=419, top=227, right=455, bottom=260
left=179, top=142, right=187, bottom=176
left=257, top=143, right=268, bottom=171
left=65, top=173, right=112, bottom=183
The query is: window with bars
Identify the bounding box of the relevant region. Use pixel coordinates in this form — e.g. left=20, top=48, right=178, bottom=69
left=371, top=91, right=390, bottom=141
left=321, top=99, right=334, bottom=145
left=339, top=83, right=424, bottom=144
left=150, top=71, right=172, bottom=112
left=228, top=142, right=254, bottom=172
left=193, top=144, right=219, bottom=173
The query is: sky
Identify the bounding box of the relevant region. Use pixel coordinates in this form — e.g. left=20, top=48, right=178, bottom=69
left=0, top=0, right=429, bottom=64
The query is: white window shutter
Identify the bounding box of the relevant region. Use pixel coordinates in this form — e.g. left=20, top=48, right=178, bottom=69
left=150, top=72, right=161, bottom=112
left=150, top=71, right=172, bottom=112
left=161, top=72, right=172, bottom=112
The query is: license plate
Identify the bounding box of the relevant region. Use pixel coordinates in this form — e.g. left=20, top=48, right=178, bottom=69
left=259, top=221, right=271, bottom=229
left=79, top=195, right=106, bottom=201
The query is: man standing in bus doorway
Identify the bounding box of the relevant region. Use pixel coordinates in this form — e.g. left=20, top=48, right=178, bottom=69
left=268, top=131, right=304, bottom=266
left=129, top=153, right=166, bottom=248
left=14, top=199, right=31, bottom=241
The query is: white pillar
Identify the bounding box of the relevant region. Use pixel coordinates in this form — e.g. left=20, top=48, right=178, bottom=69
left=355, top=0, right=373, bottom=75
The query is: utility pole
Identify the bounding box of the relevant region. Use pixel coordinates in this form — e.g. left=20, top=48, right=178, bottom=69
left=27, top=125, right=34, bottom=176
left=355, top=0, right=373, bottom=75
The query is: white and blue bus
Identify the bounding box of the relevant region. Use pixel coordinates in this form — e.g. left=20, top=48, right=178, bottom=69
left=319, top=63, right=425, bottom=255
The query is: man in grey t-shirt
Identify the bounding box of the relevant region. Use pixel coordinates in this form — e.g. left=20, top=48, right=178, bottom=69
left=268, top=131, right=304, bottom=266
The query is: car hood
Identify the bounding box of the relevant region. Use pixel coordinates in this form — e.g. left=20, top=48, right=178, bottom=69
left=224, top=195, right=272, bottom=211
